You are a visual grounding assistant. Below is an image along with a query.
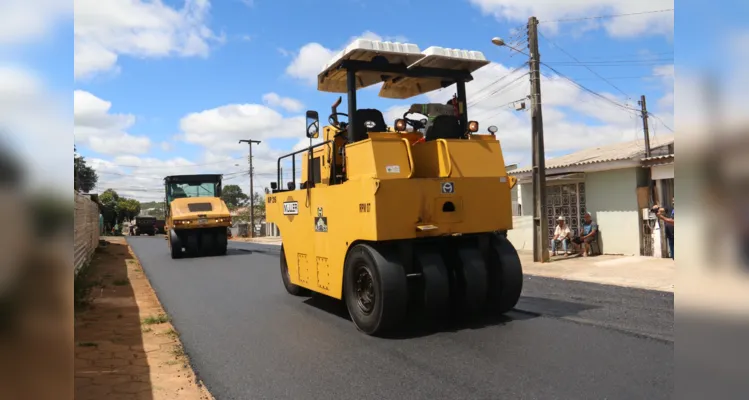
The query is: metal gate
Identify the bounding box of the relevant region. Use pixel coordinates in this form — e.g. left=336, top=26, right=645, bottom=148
left=545, top=182, right=586, bottom=243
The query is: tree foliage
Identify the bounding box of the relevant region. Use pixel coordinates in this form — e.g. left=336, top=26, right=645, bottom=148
left=74, top=146, right=98, bottom=193
left=98, top=189, right=141, bottom=227
left=221, top=184, right=248, bottom=210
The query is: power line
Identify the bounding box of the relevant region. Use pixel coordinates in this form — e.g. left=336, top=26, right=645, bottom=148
left=538, top=30, right=631, bottom=99
left=648, top=112, right=675, bottom=133
left=469, top=69, right=530, bottom=108
left=539, top=9, right=674, bottom=23
left=539, top=62, right=641, bottom=114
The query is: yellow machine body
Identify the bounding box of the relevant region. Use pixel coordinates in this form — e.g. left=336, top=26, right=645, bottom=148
left=266, top=127, right=514, bottom=299
left=166, top=197, right=232, bottom=232
left=163, top=174, right=232, bottom=258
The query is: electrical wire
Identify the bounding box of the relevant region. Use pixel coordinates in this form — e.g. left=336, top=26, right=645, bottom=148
left=538, top=30, right=631, bottom=100
left=538, top=9, right=674, bottom=23
left=539, top=62, right=641, bottom=114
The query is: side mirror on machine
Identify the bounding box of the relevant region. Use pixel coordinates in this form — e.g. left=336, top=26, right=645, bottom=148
left=488, top=125, right=498, bottom=135
left=270, top=182, right=278, bottom=190
left=306, top=110, right=320, bottom=139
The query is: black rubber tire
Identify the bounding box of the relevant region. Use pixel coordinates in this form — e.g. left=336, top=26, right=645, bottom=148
left=456, top=245, right=488, bottom=315
left=169, top=230, right=182, bottom=259
left=485, top=234, right=523, bottom=314
left=200, top=230, right=215, bottom=256
left=280, top=245, right=310, bottom=296
left=215, top=228, right=228, bottom=255
left=416, top=246, right=450, bottom=319
left=343, top=243, right=408, bottom=336
left=185, top=233, right=199, bottom=258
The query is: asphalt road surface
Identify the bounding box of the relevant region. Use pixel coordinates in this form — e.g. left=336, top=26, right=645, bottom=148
left=128, top=236, right=673, bottom=400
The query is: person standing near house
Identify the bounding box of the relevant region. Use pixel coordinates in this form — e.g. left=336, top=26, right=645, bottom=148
left=656, top=198, right=674, bottom=259
left=572, top=212, right=598, bottom=257
left=551, top=216, right=571, bottom=256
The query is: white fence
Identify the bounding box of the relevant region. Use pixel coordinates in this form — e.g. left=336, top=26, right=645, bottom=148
left=74, top=192, right=100, bottom=274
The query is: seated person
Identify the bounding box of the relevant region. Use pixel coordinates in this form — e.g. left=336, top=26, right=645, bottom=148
left=571, top=212, right=598, bottom=257
left=408, top=102, right=456, bottom=131
left=551, top=216, right=571, bottom=256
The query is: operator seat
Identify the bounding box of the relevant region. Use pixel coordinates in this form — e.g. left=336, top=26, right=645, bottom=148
left=350, top=108, right=387, bottom=142
left=425, top=115, right=463, bottom=141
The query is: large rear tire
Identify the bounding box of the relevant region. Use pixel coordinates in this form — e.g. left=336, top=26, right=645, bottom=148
left=185, top=233, right=199, bottom=258
left=280, top=245, right=310, bottom=296
left=200, top=230, right=215, bottom=256
left=415, top=246, right=450, bottom=319
left=485, top=234, right=523, bottom=314
left=343, top=244, right=408, bottom=336
left=456, top=244, right=488, bottom=316
left=215, top=228, right=228, bottom=255
left=169, top=230, right=182, bottom=259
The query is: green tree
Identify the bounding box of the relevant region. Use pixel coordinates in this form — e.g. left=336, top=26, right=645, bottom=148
left=252, top=192, right=265, bottom=221
left=221, top=184, right=248, bottom=210
left=99, top=189, right=120, bottom=227
left=117, top=198, right=141, bottom=221
left=74, top=146, right=98, bottom=193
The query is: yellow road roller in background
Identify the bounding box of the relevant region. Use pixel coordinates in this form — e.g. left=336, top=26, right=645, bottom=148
left=164, top=174, right=232, bottom=259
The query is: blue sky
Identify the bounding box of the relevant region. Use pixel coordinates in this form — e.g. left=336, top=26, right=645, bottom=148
left=0, top=1, right=686, bottom=200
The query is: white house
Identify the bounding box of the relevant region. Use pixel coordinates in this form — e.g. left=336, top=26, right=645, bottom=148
left=507, top=134, right=675, bottom=256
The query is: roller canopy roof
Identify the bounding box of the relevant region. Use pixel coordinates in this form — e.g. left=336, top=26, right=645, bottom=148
left=317, top=39, right=490, bottom=99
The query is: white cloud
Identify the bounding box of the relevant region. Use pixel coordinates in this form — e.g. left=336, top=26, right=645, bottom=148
left=160, top=141, right=173, bottom=151
left=179, top=103, right=305, bottom=154
left=468, top=0, right=673, bottom=38
left=262, top=92, right=305, bottom=113
left=655, top=65, right=674, bottom=110
left=74, top=0, right=224, bottom=80
left=0, top=65, right=71, bottom=193
left=0, top=0, right=71, bottom=45
left=74, top=90, right=151, bottom=155
left=285, top=31, right=408, bottom=85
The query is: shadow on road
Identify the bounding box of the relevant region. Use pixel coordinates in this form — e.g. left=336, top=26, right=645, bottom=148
left=302, top=292, right=543, bottom=339
left=74, top=240, right=153, bottom=400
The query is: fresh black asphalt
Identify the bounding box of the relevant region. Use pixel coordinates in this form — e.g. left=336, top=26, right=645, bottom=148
left=128, top=236, right=673, bottom=400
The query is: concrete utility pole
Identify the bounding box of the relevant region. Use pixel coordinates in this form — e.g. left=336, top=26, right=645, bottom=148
left=639, top=95, right=652, bottom=158
left=239, top=139, right=261, bottom=237
left=528, top=16, right=549, bottom=263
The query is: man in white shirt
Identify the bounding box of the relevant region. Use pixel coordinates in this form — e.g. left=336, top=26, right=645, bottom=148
left=551, top=216, right=572, bottom=256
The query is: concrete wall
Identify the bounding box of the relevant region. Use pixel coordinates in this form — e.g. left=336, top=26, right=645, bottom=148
left=74, top=192, right=101, bottom=274
left=506, top=216, right=533, bottom=250
left=585, top=168, right=641, bottom=255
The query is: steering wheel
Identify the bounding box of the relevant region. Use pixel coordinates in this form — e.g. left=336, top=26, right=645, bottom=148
left=403, top=111, right=427, bottom=130
left=328, top=112, right=348, bottom=128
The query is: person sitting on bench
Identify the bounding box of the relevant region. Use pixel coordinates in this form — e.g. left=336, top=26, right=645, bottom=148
left=572, top=212, right=598, bottom=257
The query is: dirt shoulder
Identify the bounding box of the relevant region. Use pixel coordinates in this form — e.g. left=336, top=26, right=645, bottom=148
left=74, top=237, right=214, bottom=400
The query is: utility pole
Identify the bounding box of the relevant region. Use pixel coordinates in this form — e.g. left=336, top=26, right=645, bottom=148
left=239, top=139, right=261, bottom=237
left=639, top=95, right=652, bottom=158
left=528, top=16, right=549, bottom=262
left=639, top=95, right=655, bottom=205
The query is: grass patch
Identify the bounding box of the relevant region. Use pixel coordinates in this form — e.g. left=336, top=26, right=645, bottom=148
left=74, top=261, right=95, bottom=310
left=164, top=360, right=179, bottom=366
left=112, top=278, right=129, bottom=286
left=163, top=328, right=179, bottom=338
left=141, top=326, right=153, bottom=333
left=171, top=344, right=185, bottom=358
left=77, top=342, right=98, bottom=347
left=142, top=314, right=170, bottom=325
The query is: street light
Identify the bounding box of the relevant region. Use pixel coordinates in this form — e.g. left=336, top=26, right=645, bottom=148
left=491, top=37, right=530, bottom=57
